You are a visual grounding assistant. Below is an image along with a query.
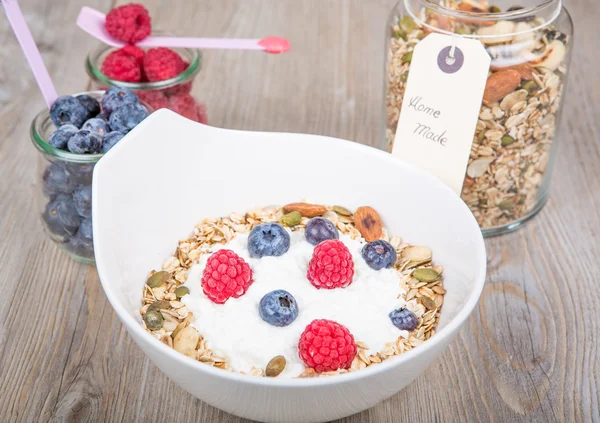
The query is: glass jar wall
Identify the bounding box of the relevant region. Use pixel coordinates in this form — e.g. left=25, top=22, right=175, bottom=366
left=86, top=35, right=207, bottom=124
left=384, top=0, right=573, bottom=236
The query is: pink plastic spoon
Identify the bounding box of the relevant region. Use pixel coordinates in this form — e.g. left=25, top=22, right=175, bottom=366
left=1, top=0, right=58, bottom=107
left=77, top=7, right=290, bottom=54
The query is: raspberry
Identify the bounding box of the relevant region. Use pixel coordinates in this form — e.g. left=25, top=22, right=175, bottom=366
left=307, top=240, right=354, bottom=289
left=137, top=90, right=168, bottom=110
left=120, top=45, right=145, bottom=65
left=162, top=62, right=193, bottom=96
left=105, top=3, right=151, bottom=44
left=298, top=319, right=357, bottom=373
left=101, top=50, right=142, bottom=82
left=195, top=102, right=208, bottom=124
left=201, top=250, right=253, bottom=304
left=168, top=93, right=197, bottom=121
left=143, top=48, right=185, bottom=82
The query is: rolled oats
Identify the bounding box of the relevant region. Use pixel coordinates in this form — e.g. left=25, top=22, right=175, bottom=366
left=139, top=204, right=446, bottom=378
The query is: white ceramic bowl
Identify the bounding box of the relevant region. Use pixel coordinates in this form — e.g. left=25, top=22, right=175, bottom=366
left=93, top=109, right=486, bottom=423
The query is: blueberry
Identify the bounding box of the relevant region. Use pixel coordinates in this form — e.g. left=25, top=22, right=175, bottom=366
left=42, top=163, right=76, bottom=198
left=259, top=290, right=298, bottom=327
left=67, top=130, right=102, bottom=154
left=101, top=131, right=126, bottom=153
left=109, top=103, right=149, bottom=132
left=82, top=118, right=110, bottom=136
left=66, top=218, right=94, bottom=259
left=43, top=196, right=81, bottom=240
left=361, top=240, right=397, bottom=270
left=248, top=223, right=290, bottom=258
left=65, top=162, right=95, bottom=185
left=73, top=185, right=92, bottom=218
left=389, top=307, right=418, bottom=331
left=76, top=94, right=101, bottom=120
left=101, top=87, right=139, bottom=115
left=49, top=96, right=88, bottom=128
left=48, top=124, right=77, bottom=150
left=305, top=217, right=339, bottom=246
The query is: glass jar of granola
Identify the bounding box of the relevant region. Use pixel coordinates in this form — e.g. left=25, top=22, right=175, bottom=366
left=384, top=0, right=573, bottom=236
left=86, top=33, right=207, bottom=124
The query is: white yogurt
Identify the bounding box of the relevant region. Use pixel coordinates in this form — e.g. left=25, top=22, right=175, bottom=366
left=181, top=231, right=407, bottom=377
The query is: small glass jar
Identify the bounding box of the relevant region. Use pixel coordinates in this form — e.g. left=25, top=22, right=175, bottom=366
left=86, top=34, right=207, bottom=123
left=384, top=0, right=573, bottom=236
left=30, top=91, right=152, bottom=265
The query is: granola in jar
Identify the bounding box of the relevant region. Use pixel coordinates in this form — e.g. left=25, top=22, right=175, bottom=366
left=384, top=0, right=572, bottom=234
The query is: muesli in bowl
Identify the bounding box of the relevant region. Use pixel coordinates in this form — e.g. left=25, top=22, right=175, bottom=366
left=140, top=202, right=445, bottom=378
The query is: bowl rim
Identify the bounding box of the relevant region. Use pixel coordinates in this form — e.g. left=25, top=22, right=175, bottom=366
left=93, top=111, right=487, bottom=387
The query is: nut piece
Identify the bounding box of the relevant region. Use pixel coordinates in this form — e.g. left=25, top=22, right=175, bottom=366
left=282, top=203, right=327, bottom=218
left=467, top=157, right=495, bottom=178
left=353, top=206, right=383, bottom=242
left=265, top=355, right=286, bottom=377
left=531, top=40, right=566, bottom=71
left=147, top=270, right=170, bottom=288
left=402, top=246, right=432, bottom=265
left=483, top=70, right=521, bottom=105
left=173, top=326, right=200, bottom=357
left=280, top=211, right=302, bottom=227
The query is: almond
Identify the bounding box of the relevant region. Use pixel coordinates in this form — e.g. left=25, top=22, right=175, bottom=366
left=353, top=206, right=383, bottom=242
left=483, top=70, right=521, bottom=105
left=282, top=202, right=326, bottom=218
left=490, top=64, right=533, bottom=81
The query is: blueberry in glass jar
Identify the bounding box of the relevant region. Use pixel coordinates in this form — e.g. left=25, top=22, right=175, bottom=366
left=73, top=185, right=92, bottom=218
left=76, top=94, right=101, bottom=120
left=48, top=124, right=77, bottom=150
left=42, top=163, right=76, bottom=198
left=67, top=218, right=94, bottom=259
left=49, top=96, right=89, bottom=128
left=101, top=131, right=126, bottom=153
left=82, top=118, right=110, bottom=136
left=101, top=87, right=139, bottom=115
left=67, top=130, right=103, bottom=154
left=108, top=103, right=149, bottom=132
left=43, top=196, right=81, bottom=240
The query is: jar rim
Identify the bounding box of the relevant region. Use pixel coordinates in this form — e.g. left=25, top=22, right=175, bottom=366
left=30, top=90, right=152, bottom=163
left=405, top=0, right=564, bottom=38
left=86, top=31, right=202, bottom=91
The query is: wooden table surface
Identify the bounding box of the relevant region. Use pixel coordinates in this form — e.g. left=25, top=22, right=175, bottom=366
left=1, top=0, right=598, bottom=421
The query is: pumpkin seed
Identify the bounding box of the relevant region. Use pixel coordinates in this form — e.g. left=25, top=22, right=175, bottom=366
left=413, top=268, right=440, bottom=282
left=399, top=15, right=416, bottom=33
left=148, top=300, right=170, bottom=313
left=147, top=271, right=169, bottom=288
left=488, top=5, right=501, bottom=12
left=333, top=205, right=352, bottom=216
left=498, top=199, right=515, bottom=210
left=455, top=26, right=471, bottom=35
left=401, top=51, right=413, bottom=63
left=280, top=211, right=302, bottom=227
left=175, top=286, right=190, bottom=299
left=420, top=296, right=436, bottom=310
left=501, top=135, right=515, bottom=147
left=144, top=310, right=164, bottom=330
left=265, top=355, right=286, bottom=377
left=522, top=80, right=539, bottom=95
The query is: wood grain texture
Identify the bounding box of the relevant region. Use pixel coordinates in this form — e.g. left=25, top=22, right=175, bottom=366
left=0, top=0, right=598, bottom=422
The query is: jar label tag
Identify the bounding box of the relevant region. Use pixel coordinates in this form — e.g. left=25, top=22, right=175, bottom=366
left=391, top=33, right=490, bottom=195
